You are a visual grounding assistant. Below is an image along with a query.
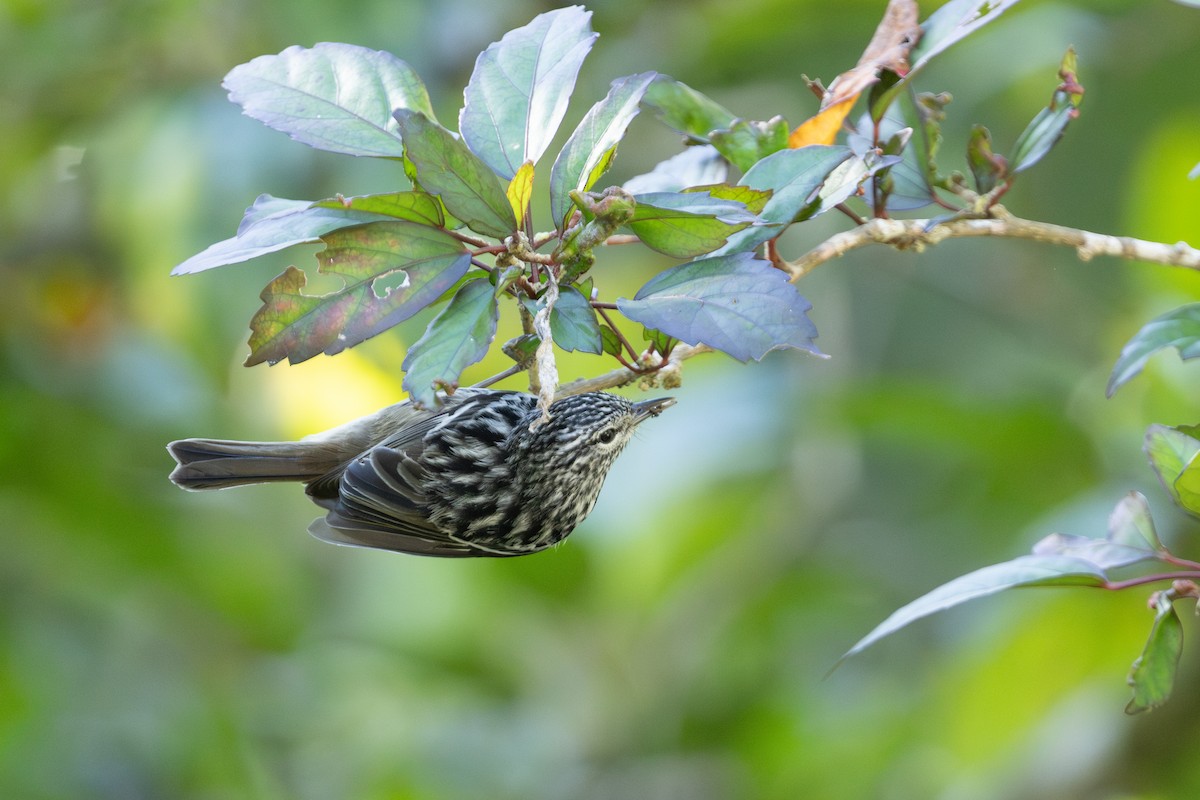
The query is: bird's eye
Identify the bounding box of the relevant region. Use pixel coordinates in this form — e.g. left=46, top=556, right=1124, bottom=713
left=597, top=428, right=618, bottom=444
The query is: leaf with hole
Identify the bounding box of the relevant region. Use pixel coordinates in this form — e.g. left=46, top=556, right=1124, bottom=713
left=245, top=221, right=470, bottom=366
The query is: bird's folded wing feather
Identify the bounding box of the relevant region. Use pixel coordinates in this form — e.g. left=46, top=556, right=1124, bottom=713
left=309, top=446, right=481, bottom=557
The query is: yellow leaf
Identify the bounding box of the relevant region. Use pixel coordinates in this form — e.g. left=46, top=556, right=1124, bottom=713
left=789, top=95, right=858, bottom=148
left=507, top=161, right=535, bottom=225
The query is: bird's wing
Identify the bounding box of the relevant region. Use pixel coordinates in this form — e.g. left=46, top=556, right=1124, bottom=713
left=310, top=445, right=509, bottom=558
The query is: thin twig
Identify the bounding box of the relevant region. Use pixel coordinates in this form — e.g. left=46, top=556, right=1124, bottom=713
left=594, top=305, right=641, bottom=362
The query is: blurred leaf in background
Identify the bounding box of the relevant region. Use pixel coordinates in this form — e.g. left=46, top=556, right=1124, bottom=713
left=4, top=1, right=1200, bottom=799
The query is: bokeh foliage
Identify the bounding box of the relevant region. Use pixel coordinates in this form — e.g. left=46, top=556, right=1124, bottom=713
left=3, top=1, right=1200, bottom=798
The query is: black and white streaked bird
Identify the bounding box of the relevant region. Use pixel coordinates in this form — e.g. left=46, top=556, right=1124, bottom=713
left=167, top=389, right=675, bottom=557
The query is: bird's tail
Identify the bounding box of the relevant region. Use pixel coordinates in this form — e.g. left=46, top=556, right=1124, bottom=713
left=167, top=438, right=340, bottom=491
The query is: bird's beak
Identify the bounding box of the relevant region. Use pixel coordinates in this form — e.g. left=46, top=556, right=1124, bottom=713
left=632, top=397, right=676, bottom=423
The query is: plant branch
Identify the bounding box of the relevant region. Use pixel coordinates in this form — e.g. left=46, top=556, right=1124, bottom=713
left=559, top=208, right=1200, bottom=397
left=784, top=208, right=1200, bottom=280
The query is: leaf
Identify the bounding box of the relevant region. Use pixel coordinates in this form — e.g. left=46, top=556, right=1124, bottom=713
left=642, top=77, right=737, bottom=142
left=245, top=221, right=471, bottom=366
left=1010, top=47, right=1084, bottom=174
left=173, top=195, right=397, bottom=275
left=622, top=145, right=729, bottom=194
left=788, top=96, right=859, bottom=149
left=1126, top=593, right=1184, bottom=714
left=616, top=252, right=823, bottom=362
left=1144, top=424, right=1200, bottom=518
left=716, top=146, right=854, bottom=255
left=642, top=326, right=674, bottom=354
left=223, top=43, right=434, bottom=158
left=842, top=554, right=1109, bottom=662
left=599, top=325, right=623, bottom=357
left=459, top=6, right=597, bottom=180
left=1107, top=492, right=1165, bottom=552
left=627, top=192, right=758, bottom=258
left=1108, top=304, right=1200, bottom=397
left=1030, top=533, right=1161, bottom=572
left=393, top=110, right=517, bottom=239
left=909, top=0, right=1022, bottom=73
left=401, top=278, right=499, bottom=408
left=966, top=124, right=1007, bottom=193
left=507, top=161, right=535, bottom=225
left=521, top=286, right=602, bottom=354
left=549, top=71, right=658, bottom=230
left=789, top=0, right=920, bottom=147
left=689, top=184, right=773, bottom=216
left=311, top=191, right=445, bottom=227
left=711, top=116, right=791, bottom=172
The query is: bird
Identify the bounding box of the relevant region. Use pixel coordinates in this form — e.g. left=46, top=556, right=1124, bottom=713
left=167, top=389, right=675, bottom=557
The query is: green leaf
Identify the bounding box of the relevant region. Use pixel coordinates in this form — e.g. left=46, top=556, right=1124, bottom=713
left=709, top=116, right=791, bottom=173
left=402, top=278, right=499, bottom=408
left=172, top=194, right=398, bottom=275
left=1030, top=533, right=1161, bottom=572
left=245, top=221, right=471, bottom=366
left=627, top=191, right=758, bottom=258
left=223, top=43, right=434, bottom=158
left=549, top=71, right=658, bottom=231
left=393, top=110, right=517, bottom=239
left=599, top=325, right=623, bottom=357
left=688, top=184, right=773, bottom=215
left=966, top=124, right=1007, bottom=193
left=311, top=192, right=445, bottom=227
left=642, top=77, right=737, bottom=143
left=642, top=326, right=674, bottom=354
left=909, top=0, right=1022, bottom=73
left=1126, top=593, right=1184, bottom=714
left=812, top=149, right=901, bottom=218
left=716, top=145, right=854, bottom=255
left=1144, top=424, right=1200, bottom=517
left=841, top=554, right=1108, bottom=662
left=623, top=145, right=729, bottom=194
left=1107, top=304, right=1200, bottom=397
left=459, top=6, right=597, bottom=180
left=1107, top=492, right=1165, bottom=552
left=521, top=286, right=602, bottom=354
left=617, top=252, right=823, bottom=362
left=1011, top=48, right=1084, bottom=174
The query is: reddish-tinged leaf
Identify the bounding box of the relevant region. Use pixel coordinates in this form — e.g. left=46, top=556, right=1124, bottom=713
left=245, top=221, right=470, bottom=366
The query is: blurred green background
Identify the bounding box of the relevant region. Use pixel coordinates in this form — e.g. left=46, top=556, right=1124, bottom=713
left=4, top=1, right=1200, bottom=798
